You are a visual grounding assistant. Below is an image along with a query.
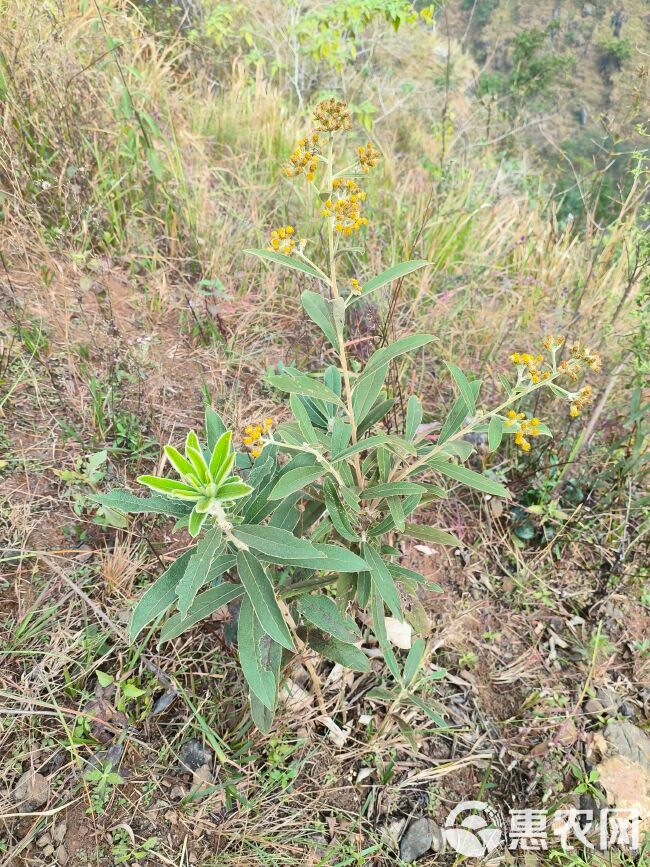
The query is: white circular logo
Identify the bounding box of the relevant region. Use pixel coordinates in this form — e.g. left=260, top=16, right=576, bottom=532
left=444, top=800, right=503, bottom=857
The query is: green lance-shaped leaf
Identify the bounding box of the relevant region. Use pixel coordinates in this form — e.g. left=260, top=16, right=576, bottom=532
left=444, top=361, right=477, bottom=416
left=438, top=380, right=482, bottom=444
left=232, top=525, right=325, bottom=561
left=273, top=543, right=368, bottom=578
left=188, top=507, right=208, bottom=538
left=331, top=418, right=352, bottom=457
left=130, top=549, right=194, bottom=640
left=352, top=364, right=388, bottom=425
left=386, top=496, right=405, bottom=532
left=301, top=290, right=339, bottom=346
left=176, top=527, right=224, bottom=618
left=407, top=694, right=449, bottom=729
left=297, top=595, right=361, bottom=644
left=348, top=259, right=430, bottom=304
left=356, top=398, right=395, bottom=437
left=360, top=481, right=427, bottom=499
left=363, top=333, right=435, bottom=376
left=323, top=478, right=358, bottom=542
left=130, top=550, right=236, bottom=639
left=307, top=632, right=371, bottom=672
left=267, top=373, right=344, bottom=407
left=289, top=394, right=319, bottom=445
left=428, top=459, right=510, bottom=498
left=236, top=550, right=294, bottom=651
left=268, top=492, right=302, bottom=531
left=91, top=489, right=192, bottom=518
left=403, top=523, right=461, bottom=546
left=402, top=637, right=427, bottom=687
left=245, top=248, right=328, bottom=282
left=163, top=445, right=198, bottom=483
left=209, top=430, right=233, bottom=482
left=249, top=629, right=282, bottom=732
left=440, top=440, right=474, bottom=462
left=362, top=543, right=402, bottom=621
left=405, top=394, right=422, bottom=441
left=370, top=583, right=401, bottom=681
left=488, top=416, right=504, bottom=451
left=159, top=582, right=243, bottom=643
left=268, top=465, right=324, bottom=500
left=205, top=406, right=227, bottom=452
left=238, top=595, right=278, bottom=711
left=136, top=476, right=200, bottom=500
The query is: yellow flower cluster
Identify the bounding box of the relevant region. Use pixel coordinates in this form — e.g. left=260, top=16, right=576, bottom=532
left=510, top=352, right=550, bottom=384
left=268, top=225, right=296, bottom=255
left=358, top=141, right=381, bottom=173
left=322, top=179, right=369, bottom=235
left=505, top=411, right=541, bottom=451
left=350, top=278, right=361, bottom=295
left=570, top=342, right=602, bottom=373
left=313, top=98, right=352, bottom=132
left=243, top=418, right=273, bottom=459
left=542, top=334, right=565, bottom=352
left=569, top=386, right=593, bottom=418
left=285, top=132, right=321, bottom=182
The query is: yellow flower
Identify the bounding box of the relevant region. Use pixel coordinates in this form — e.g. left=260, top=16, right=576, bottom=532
left=312, top=98, right=352, bottom=132
left=350, top=278, right=361, bottom=295
left=358, top=141, right=381, bottom=172
left=285, top=133, right=321, bottom=181
left=542, top=334, right=565, bottom=351
left=243, top=418, right=274, bottom=458
left=507, top=413, right=545, bottom=451
left=323, top=178, right=369, bottom=234
left=268, top=226, right=297, bottom=255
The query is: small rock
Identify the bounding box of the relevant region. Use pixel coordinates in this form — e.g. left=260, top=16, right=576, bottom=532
left=179, top=739, right=213, bottom=772
left=36, top=833, right=52, bottom=848
left=596, top=719, right=650, bottom=832
left=42, top=844, right=55, bottom=857
left=585, top=698, right=605, bottom=717
left=13, top=771, right=50, bottom=813
left=55, top=844, right=69, bottom=866
left=557, top=719, right=578, bottom=745
left=604, top=720, right=650, bottom=770
left=620, top=701, right=635, bottom=718
left=192, top=763, right=214, bottom=795
left=53, top=822, right=67, bottom=844
left=152, top=689, right=177, bottom=716
left=170, top=785, right=186, bottom=801
left=596, top=687, right=621, bottom=714
left=399, top=817, right=443, bottom=862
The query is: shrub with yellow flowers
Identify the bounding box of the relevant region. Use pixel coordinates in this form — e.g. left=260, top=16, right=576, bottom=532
left=95, top=97, right=598, bottom=734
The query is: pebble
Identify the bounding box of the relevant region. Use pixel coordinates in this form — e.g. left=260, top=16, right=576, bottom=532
left=53, top=822, right=67, bottom=844
left=585, top=698, right=605, bottom=717
left=55, top=844, right=69, bottom=866
left=179, top=738, right=213, bottom=772
left=37, top=833, right=52, bottom=848
left=13, top=771, right=50, bottom=813
left=399, top=817, right=443, bottom=862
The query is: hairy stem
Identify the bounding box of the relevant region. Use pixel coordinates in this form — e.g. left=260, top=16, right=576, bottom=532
left=326, top=136, right=363, bottom=486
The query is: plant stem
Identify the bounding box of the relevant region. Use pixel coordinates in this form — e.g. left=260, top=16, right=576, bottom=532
left=326, top=136, right=363, bottom=486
